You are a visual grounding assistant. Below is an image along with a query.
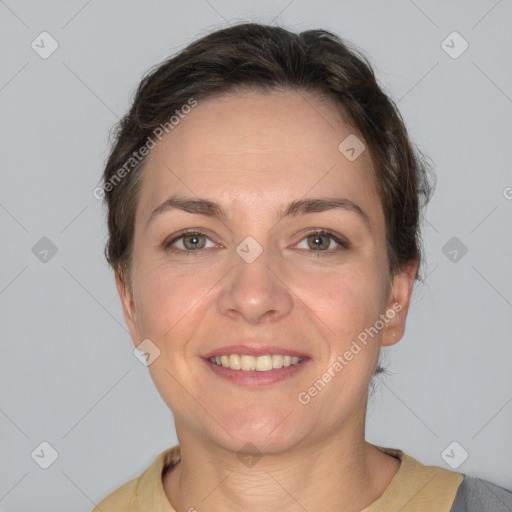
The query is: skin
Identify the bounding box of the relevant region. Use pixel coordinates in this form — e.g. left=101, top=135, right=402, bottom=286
left=116, top=89, right=419, bottom=512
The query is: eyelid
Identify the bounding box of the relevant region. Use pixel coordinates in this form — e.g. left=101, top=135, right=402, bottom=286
left=163, top=228, right=221, bottom=250
left=295, top=229, right=350, bottom=251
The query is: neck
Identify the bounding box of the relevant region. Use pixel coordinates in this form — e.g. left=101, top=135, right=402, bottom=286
left=163, top=424, right=400, bottom=512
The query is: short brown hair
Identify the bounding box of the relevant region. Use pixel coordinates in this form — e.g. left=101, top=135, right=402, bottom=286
left=100, top=22, right=434, bottom=292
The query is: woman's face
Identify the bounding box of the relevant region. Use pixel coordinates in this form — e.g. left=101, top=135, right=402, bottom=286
left=117, top=89, right=417, bottom=453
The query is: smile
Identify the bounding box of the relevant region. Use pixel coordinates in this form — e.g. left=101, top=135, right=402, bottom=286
left=208, top=354, right=304, bottom=371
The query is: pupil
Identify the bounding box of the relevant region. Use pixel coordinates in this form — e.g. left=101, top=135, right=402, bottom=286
left=186, top=234, right=204, bottom=250
left=311, top=234, right=326, bottom=250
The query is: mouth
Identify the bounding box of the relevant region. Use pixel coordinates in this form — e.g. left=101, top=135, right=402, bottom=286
left=202, top=354, right=310, bottom=387
left=209, top=354, right=304, bottom=371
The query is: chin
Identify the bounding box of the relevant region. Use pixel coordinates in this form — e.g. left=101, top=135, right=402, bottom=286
left=211, top=413, right=304, bottom=455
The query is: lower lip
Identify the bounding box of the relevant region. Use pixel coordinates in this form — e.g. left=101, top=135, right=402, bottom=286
left=202, top=358, right=310, bottom=387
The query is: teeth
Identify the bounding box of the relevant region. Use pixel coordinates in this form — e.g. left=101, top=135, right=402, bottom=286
left=256, top=355, right=272, bottom=371
left=241, top=355, right=256, bottom=371
left=229, top=354, right=241, bottom=370
left=209, top=354, right=304, bottom=371
left=272, top=354, right=284, bottom=369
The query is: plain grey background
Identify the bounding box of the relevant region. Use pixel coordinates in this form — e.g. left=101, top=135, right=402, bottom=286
left=1, top=0, right=511, bottom=510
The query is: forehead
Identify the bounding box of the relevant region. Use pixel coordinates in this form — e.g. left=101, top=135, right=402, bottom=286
left=136, top=89, right=385, bottom=234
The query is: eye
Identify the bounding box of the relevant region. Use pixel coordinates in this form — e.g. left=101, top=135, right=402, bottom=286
left=164, top=230, right=217, bottom=255
left=163, top=229, right=349, bottom=257
left=295, top=230, right=349, bottom=254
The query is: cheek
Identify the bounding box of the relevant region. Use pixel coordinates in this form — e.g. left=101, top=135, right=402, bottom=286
left=296, top=265, right=385, bottom=392
left=297, top=265, right=384, bottom=339
left=132, top=260, right=215, bottom=350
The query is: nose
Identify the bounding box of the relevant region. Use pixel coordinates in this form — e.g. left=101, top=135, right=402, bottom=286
left=216, top=240, right=294, bottom=324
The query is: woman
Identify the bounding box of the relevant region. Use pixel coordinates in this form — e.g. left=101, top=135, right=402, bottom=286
left=92, top=23, right=511, bottom=512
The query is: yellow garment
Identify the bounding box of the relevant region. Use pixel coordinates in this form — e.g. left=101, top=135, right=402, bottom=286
left=92, top=445, right=464, bottom=512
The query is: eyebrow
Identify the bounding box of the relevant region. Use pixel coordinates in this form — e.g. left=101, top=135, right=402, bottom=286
left=146, top=195, right=372, bottom=232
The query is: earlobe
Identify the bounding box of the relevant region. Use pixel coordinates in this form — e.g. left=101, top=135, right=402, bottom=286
left=381, top=259, right=419, bottom=347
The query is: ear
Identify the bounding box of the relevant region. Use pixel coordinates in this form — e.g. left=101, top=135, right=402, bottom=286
left=115, top=268, right=142, bottom=349
left=380, top=258, right=419, bottom=347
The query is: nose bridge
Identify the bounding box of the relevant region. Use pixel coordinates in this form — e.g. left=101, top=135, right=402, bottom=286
left=217, top=232, right=293, bottom=323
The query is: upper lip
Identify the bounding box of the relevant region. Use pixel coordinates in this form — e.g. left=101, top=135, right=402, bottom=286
left=202, top=344, right=310, bottom=359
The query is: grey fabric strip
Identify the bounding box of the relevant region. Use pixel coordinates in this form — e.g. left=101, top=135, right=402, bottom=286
left=450, top=475, right=512, bottom=512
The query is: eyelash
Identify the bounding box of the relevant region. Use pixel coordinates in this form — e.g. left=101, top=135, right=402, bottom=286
left=163, top=229, right=349, bottom=257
